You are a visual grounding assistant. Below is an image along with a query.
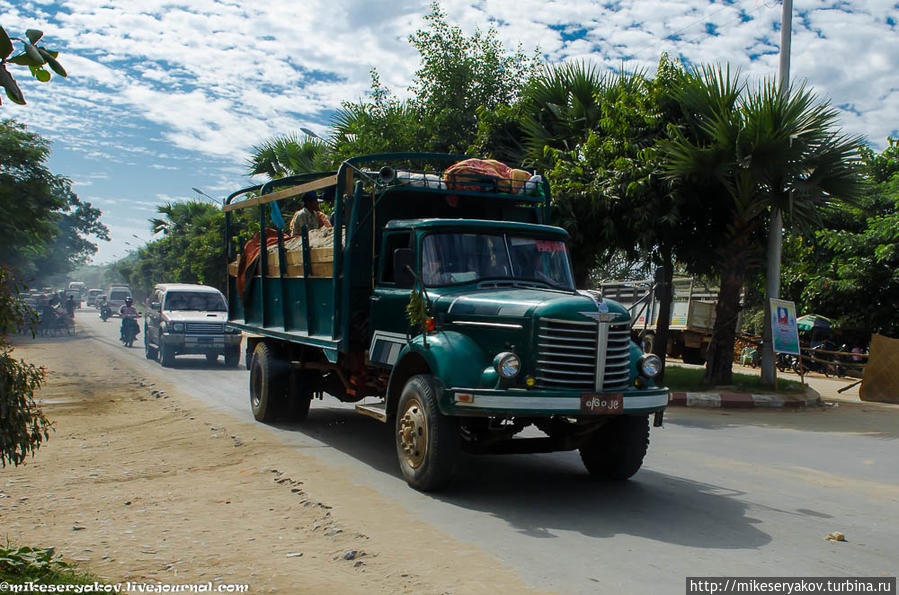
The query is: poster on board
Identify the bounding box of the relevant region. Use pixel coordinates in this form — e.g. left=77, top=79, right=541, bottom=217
left=770, top=298, right=800, bottom=355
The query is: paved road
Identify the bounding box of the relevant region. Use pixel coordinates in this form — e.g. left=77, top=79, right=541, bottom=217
left=79, top=311, right=898, bottom=594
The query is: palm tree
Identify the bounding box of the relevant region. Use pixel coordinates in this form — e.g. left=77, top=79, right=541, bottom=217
left=662, top=66, right=861, bottom=386
left=519, top=61, right=613, bottom=166
left=247, top=133, right=332, bottom=179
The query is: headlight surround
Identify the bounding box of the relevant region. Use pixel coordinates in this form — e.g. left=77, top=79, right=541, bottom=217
left=638, top=353, right=662, bottom=378
left=494, top=352, right=521, bottom=379
left=172, top=322, right=184, bottom=333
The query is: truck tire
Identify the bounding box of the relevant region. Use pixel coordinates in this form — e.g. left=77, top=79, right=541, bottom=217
left=224, top=347, right=240, bottom=368
left=249, top=342, right=288, bottom=423
left=144, top=339, right=157, bottom=361
left=287, top=369, right=314, bottom=421
left=395, top=375, right=459, bottom=491
left=159, top=343, right=175, bottom=367
left=579, top=414, right=649, bottom=480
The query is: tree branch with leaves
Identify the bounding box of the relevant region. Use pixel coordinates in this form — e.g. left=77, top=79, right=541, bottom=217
left=0, top=26, right=67, bottom=107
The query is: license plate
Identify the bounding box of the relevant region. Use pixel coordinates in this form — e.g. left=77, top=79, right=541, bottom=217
left=580, top=393, right=624, bottom=414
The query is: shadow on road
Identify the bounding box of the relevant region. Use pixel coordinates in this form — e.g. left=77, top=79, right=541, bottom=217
left=272, top=405, right=771, bottom=550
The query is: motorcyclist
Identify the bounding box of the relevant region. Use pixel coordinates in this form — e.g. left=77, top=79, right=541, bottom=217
left=119, top=297, right=140, bottom=341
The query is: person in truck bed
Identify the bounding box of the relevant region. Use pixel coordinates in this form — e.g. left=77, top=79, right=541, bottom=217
left=289, top=192, right=331, bottom=235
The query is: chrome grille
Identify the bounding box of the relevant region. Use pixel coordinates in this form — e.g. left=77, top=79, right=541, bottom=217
left=535, top=319, right=632, bottom=392
left=604, top=323, right=632, bottom=391
left=185, top=322, right=224, bottom=334
left=536, top=318, right=597, bottom=390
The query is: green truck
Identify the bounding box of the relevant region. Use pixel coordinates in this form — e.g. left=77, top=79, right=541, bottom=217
left=225, top=153, right=668, bottom=491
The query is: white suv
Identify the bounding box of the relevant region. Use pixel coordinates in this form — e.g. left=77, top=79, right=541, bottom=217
left=144, top=283, right=241, bottom=367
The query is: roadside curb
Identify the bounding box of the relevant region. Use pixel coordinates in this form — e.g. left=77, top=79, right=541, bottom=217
left=669, top=391, right=822, bottom=409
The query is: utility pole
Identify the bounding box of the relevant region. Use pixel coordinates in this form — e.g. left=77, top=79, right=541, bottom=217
left=761, top=0, right=793, bottom=386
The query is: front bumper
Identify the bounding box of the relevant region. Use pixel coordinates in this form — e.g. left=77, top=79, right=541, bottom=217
left=440, top=386, right=669, bottom=417
left=161, top=332, right=241, bottom=354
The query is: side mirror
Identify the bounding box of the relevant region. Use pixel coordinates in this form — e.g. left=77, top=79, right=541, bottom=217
left=394, top=248, right=415, bottom=289
left=150, top=301, right=161, bottom=311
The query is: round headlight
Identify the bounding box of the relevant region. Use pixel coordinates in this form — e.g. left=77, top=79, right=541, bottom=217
left=639, top=353, right=662, bottom=378
left=172, top=322, right=184, bottom=332
left=495, top=352, right=521, bottom=379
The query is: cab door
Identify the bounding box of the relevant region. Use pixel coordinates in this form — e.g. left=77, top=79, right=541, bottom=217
left=369, top=231, right=414, bottom=368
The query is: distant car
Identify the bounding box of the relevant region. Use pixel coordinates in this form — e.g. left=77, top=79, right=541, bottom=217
left=86, top=289, right=103, bottom=307
left=143, top=283, right=241, bottom=367
left=106, top=286, right=133, bottom=315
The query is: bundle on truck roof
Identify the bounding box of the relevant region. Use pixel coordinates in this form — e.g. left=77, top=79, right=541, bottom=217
left=225, top=153, right=669, bottom=491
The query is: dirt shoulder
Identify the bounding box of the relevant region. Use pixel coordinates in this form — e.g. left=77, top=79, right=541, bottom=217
left=0, top=335, right=536, bottom=593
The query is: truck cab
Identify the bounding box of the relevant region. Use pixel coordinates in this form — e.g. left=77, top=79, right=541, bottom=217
left=225, top=153, right=668, bottom=491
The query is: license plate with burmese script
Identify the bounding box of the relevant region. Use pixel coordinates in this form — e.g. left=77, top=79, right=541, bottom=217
left=580, top=393, right=623, bottom=414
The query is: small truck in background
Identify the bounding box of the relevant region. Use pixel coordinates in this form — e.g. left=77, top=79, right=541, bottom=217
left=225, top=153, right=668, bottom=491
left=598, top=277, right=722, bottom=364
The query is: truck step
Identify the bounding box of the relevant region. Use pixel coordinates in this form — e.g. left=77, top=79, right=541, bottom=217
left=355, top=402, right=388, bottom=423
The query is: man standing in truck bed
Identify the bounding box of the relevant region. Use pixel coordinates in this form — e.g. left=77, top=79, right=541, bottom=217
left=289, top=192, right=331, bottom=235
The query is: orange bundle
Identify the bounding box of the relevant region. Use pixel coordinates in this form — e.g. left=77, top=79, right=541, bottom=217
left=443, top=158, right=530, bottom=193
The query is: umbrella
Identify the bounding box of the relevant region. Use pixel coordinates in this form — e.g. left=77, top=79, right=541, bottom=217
left=796, top=314, right=833, bottom=332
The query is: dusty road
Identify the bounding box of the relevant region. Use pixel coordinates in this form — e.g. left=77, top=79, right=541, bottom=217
left=3, top=311, right=898, bottom=594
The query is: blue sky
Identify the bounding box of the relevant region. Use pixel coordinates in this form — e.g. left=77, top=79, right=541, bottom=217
left=3, top=0, right=898, bottom=263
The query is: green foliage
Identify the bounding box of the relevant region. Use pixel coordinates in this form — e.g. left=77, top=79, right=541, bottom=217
left=782, top=138, right=899, bottom=335
left=248, top=132, right=332, bottom=179
left=0, top=26, right=67, bottom=107
left=119, top=201, right=227, bottom=296
left=327, top=3, right=538, bottom=161
left=0, top=540, right=96, bottom=585
left=0, top=266, right=51, bottom=468
left=409, top=2, right=538, bottom=154
left=0, top=120, right=108, bottom=281
left=659, top=65, right=862, bottom=385
left=406, top=289, right=428, bottom=335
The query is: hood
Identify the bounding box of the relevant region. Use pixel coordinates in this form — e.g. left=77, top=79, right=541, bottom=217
left=163, top=311, right=228, bottom=322
left=433, top=287, right=630, bottom=325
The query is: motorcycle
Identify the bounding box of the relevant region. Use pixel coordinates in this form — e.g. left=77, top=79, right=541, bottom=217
left=99, top=301, right=111, bottom=322
left=120, top=315, right=140, bottom=347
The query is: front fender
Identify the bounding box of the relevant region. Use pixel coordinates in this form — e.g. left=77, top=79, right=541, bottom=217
left=386, top=331, right=490, bottom=416
left=404, top=330, right=489, bottom=388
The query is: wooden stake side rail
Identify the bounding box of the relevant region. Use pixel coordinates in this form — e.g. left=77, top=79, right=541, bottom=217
left=223, top=174, right=339, bottom=212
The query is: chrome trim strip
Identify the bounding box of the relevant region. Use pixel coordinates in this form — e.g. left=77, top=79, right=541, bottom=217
left=539, top=317, right=596, bottom=327
left=452, top=321, right=524, bottom=329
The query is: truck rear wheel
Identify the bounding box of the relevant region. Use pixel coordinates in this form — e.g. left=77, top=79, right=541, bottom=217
left=395, top=375, right=459, bottom=491
left=579, top=414, right=649, bottom=480
left=249, top=342, right=288, bottom=422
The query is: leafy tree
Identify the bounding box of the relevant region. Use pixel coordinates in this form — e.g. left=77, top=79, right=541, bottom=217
left=782, top=138, right=899, bottom=336
left=0, top=27, right=66, bottom=107
left=0, top=266, right=51, bottom=467
left=408, top=2, right=538, bottom=154
left=0, top=120, right=108, bottom=280
left=662, top=67, right=861, bottom=385
left=120, top=201, right=227, bottom=296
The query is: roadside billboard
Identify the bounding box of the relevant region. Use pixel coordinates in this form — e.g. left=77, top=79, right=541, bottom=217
left=770, top=298, right=800, bottom=355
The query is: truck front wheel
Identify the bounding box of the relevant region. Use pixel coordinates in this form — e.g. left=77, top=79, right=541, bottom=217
left=579, top=414, right=650, bottom=480
left=395, top=375, right=459, bottom=491
left=249, top=342, right=287, bottom=422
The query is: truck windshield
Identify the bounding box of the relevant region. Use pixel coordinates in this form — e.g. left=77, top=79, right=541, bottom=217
left=164, top=292, right=227, bottom=312
left=421, top=233, right=574, bottom=290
